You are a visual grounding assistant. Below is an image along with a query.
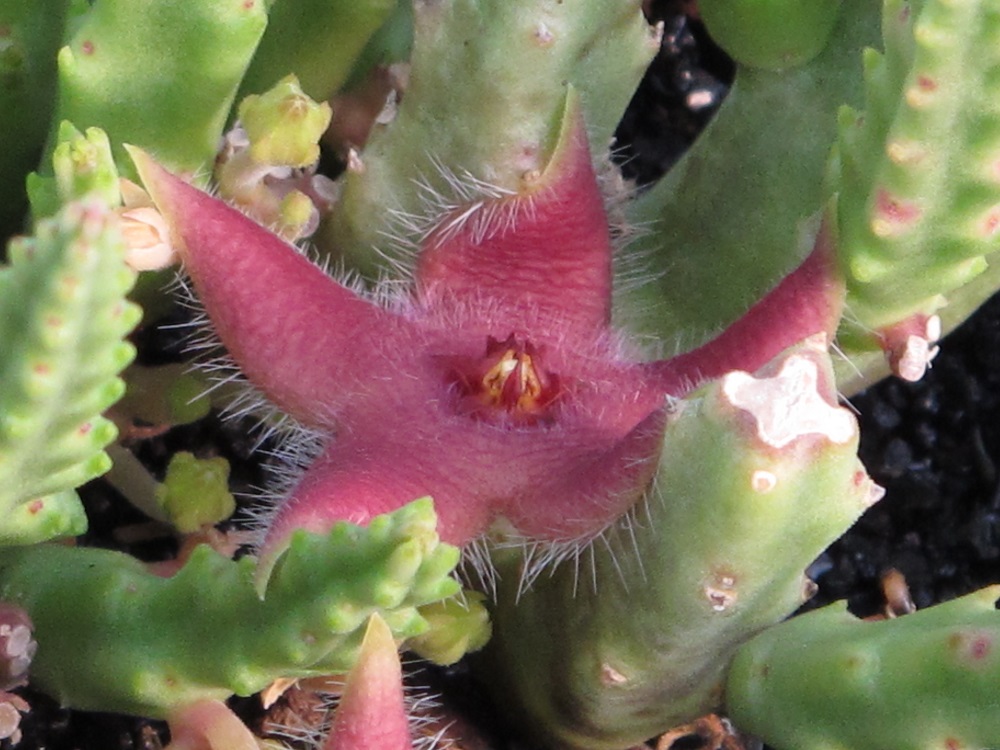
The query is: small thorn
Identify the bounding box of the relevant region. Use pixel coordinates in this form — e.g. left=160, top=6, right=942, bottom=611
left=534, top=21, right=555, bottom=47
left=600, top=663, right=629, bottom=686
left=347, top=148, right=365, bottom=174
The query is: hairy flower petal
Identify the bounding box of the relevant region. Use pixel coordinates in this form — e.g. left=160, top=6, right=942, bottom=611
left=416, top=96, right=613, bottom=338
left=130, top=146, right=411, bottom=428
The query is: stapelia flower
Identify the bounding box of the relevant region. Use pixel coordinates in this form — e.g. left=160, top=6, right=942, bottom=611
left=128, top=99, right=842, bottom=579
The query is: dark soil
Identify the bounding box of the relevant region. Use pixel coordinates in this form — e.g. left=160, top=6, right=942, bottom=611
left=823, top=296, right=1000, bottom=616
left=8, top=2, right=1000, bottom=749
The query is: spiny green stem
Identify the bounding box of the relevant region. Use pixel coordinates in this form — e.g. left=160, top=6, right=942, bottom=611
left=0, top=498, right=459, bottom=717
left=0, top=199, right=138, bottom=545
left=835, top=0, right=1000, bottom=381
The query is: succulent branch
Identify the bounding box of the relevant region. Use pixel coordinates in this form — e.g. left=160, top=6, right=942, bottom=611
left=46, top=0, right=266, bottom=182
left=0, top=198, right=138, bottom=545
left=620, top=0, right=881, bottom=352
left=727, top=585, right=1000, bottom=750
left=319, top=0, right=660, bottom=275
left=2, top=0, right=1000, bottom=748
left=238, top=0, right=396, bottom=102
left=481, top=339, right=881, bottom=750
left=0, top=498, right=459, bottom=717
left=834, top=0, right=1000, bottom=383
left=0, top=0, right=82, bottom=237
left=698, top=0, right=846, bottom=70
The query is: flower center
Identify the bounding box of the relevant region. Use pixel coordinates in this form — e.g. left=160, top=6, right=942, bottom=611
left=451, top=334, right=562, bottom=424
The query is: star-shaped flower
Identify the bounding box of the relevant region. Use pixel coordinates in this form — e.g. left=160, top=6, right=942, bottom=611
left=130, top=99, right=843, bottom=577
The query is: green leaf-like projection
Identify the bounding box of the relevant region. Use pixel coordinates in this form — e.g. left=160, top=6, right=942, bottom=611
left=48, top=0, right=267, bottom=181
left=320, top=0, right=658, bottom=276
left=0, top=199, right=139, bottom=545
left=0, top=497, right=460, bottom=718
left=699, top=0, right=844, bottom=70
left=835, top=0, right=1000, bottom=354
left=727, top=585, right=1000, bottom=750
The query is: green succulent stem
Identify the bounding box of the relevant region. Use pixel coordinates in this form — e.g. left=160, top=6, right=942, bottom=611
left=619, top=0, right=880, bottom=356
left=46, top=0, right=266, bottom=181
left=238, top=0, right=396, bottom=102
left=834, top=0, right=1000, bottom=373
left=0, top=0, right=84, bottom=238
left=320, top=0, right=657, bottom=276
left=727, top=586, right=1000, bottom=750
left=0, top=498, right=459, bottom=717
left=0, top=199, right=139, bottom=545
left=698, top=0, right=845, bottom=71
left=481, top=340, right=880, bottom=749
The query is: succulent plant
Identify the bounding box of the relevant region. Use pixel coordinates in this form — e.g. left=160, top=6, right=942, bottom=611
left=3, top=0, right=1000, bottom=749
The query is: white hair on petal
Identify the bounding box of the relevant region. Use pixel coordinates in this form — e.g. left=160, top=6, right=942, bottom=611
left=259, top=667, right=457, bottom=750
left=374, top=153, right=533, bottom=284
left=466, top=442, right=660, bottom=603
left=458, top=535, right=500, bottom=600
left=164, top=254, right=335, bottom=549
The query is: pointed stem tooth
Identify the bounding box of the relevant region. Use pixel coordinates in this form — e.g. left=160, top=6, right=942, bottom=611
left=324, top=615, right=412, bottom=750
left=166, top=700, right=260, bottom=750
left=878, top=313, right=941, bottom=382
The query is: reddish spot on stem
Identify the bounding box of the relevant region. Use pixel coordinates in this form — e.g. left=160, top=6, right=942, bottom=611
left=917, top=75, right=937, bottom=92
left=27, top=500, right=44, bottom=515
left=971, top=636, right=991, bottom=660
left=875, top=188, right=921, bottom=225
left=982, top=208, right=1000, bottom=236
left=33, top=363, right=50, bottom=376
left=243, top=0, right=255, bottom=8
left=78, top=422, right=93, bottom=435
left=944, top=738, right=963, bottom=750
left=852, top=469, right=868, bottom=487
left=950, top=631, right=993, bottom=663
left=81, top=40, right=95, bottom=55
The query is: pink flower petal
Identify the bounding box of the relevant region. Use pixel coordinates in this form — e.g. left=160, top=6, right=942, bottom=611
left=416, top=96, right=613, bottom=338
left=324, top=615, right=412, bottom=750
left=130, top=147, right=413, bottom=428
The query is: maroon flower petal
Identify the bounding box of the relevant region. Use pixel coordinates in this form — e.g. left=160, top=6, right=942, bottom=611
left=131, top=148, right=415, bottom=428
left=416, top=95, right=613, bottom=338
